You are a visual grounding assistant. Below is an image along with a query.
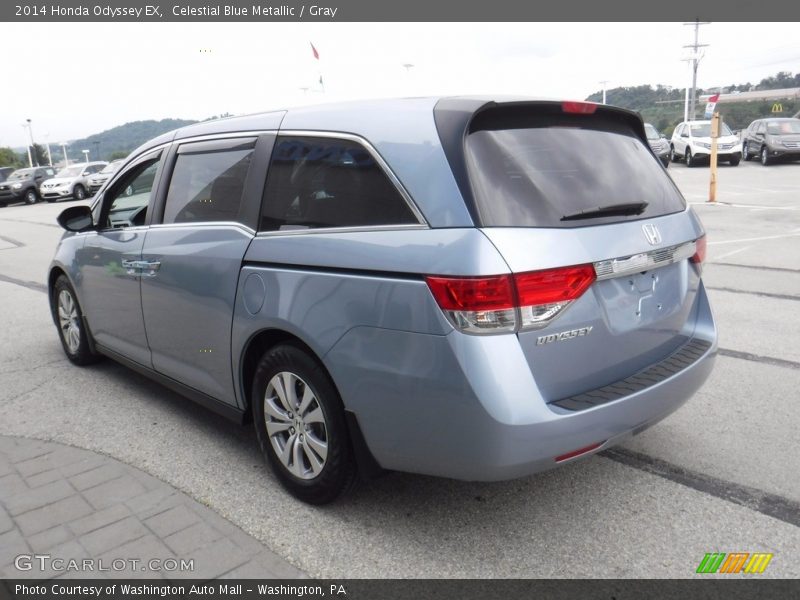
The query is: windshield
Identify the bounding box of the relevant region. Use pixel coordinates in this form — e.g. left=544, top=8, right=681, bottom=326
left=100, top=161, right=123, bottom=174
left=56, top=166, right=84, bottom=178
left=767, top=121, right=800, bottom=135
left=644, top=124, right=661, bottom=140
left=690, top=123, right=733, bottom=137
left=8, top=170, right=34, bottom=180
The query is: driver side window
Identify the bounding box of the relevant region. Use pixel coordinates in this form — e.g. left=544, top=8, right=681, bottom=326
left=103, top=158, right=160, bottom=229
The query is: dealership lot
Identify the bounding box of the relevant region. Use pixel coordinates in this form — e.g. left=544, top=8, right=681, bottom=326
left=0, top=159, right=798, bottom=578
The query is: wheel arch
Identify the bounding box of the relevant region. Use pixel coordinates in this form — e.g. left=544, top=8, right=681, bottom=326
left=239, top=327, right=385, bottom=478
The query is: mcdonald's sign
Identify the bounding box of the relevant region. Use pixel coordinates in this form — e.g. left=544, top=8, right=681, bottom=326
left=696, top=552, right=773, bottom=574
left=772, top=103, right=783, bottom=113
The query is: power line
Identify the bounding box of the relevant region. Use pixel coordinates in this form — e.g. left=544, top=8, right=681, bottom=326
left=683, top=20, right=710, bottom=120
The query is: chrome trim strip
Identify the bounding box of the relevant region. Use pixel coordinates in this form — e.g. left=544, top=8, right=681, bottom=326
left=174, top=130, right=277, bottom=144
left=255, top=223, right=428, bottom=238
left=148, top=221, right=256, bottom=235
left=276, top=129, right=429, bottom=227
left=594, top=240, right=697, bottom=280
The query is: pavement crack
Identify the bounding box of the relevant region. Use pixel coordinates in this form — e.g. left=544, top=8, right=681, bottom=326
left=707, top=286, right=799, bottom=302
left=601, top=447, right=800, bottom=528
left=718, top=348, right=800, bottom=371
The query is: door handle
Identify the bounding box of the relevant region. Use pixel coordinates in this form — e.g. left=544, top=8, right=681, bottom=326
left=141, top=260, right=161, bottom=277
left=121, top=259, right=160, bottom=277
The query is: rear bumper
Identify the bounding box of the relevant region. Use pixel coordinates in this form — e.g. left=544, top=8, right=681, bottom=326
left=326, top=282, right=717, bottom=481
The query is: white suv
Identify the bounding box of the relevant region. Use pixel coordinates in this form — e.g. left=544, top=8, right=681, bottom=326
left=670, top=120, right=741, bottom=167
left=40, top=161, right=108, bottom=202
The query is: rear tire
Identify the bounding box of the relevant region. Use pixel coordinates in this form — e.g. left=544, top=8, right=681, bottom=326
left=729, top=157, right=740, bottom=166
left=742, top=142, right=750, bottom=161
left=670, top=145, right=680, bottom=163
left=53, top=276, right=100, bottom=366
left=252, top=344, right=356, bottom=504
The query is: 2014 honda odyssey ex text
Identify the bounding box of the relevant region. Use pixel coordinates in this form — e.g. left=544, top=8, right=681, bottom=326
left=49, top=98, right=717, bottom=504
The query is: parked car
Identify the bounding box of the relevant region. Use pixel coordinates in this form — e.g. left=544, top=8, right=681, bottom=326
left=644, top=123, right=670, bottom=167
left=87, top=159, right=125, bottom=194
left=0, top=167, right=15, bottom=183
left=49, top=98, right=716, bottom=504
left=40, top=161, right=107, bottom=202
left=670, top=120, right=741, bottom=166
left=0, top=166, right=56, bottom=206
left=741, top=117, right=800, bottom=165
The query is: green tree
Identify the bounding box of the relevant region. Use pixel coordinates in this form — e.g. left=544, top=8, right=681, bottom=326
left=109, top=151, right=129, bottom=160
left=0, top=147, right=24, bottom=168
left=31, top=143, right=49, bottom=166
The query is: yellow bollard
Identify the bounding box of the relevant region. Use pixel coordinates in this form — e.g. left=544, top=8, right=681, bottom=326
left=708, top=112, right=719, bottom=203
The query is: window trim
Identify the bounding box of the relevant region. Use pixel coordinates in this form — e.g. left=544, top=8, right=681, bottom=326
left=96, top=149, right=165, bottom=232
left=260, top=130, right=429, bottom=233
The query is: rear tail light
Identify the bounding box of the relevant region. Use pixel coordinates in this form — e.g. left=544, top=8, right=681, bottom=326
left=426, top=264, right=596, bottom=335
left=690, top=235, right=706, bottom=265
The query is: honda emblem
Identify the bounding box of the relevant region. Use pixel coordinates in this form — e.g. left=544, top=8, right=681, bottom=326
left=642, top=224, right=661, bottom=246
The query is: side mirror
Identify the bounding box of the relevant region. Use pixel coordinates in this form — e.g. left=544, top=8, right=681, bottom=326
left=57, top=205, right=94, bottom=232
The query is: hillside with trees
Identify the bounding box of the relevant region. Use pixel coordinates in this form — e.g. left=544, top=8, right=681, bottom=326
left=586, top=71, right=799, bottom=136
left=67, top=118, right=198, bottom=162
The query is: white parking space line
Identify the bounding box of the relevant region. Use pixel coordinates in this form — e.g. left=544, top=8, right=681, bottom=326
left=711, top=246, right=751, bottom=261
left=709, top=232, right=800, bottom=245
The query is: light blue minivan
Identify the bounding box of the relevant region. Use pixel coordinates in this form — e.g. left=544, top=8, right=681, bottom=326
left=50, top=97, right=716, bottom=503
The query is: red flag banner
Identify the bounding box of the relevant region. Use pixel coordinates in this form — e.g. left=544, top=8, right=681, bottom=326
left=708, top=94, right=720, bottom=103
left=311, top=42, right=319, bottom=60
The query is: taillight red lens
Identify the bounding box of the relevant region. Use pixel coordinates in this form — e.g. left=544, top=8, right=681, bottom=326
left=554, top=441, right=604, bottom=463
left=690, top=235, right=706, bottom=264
left=425, top=275, right=515, bottom=311
left=562, top=101, right=597, bottom=114
left=514, top=265, right=596, bottom=306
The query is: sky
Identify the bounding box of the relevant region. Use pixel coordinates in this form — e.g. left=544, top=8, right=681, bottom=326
left=1, top=22, right=798, bottom=148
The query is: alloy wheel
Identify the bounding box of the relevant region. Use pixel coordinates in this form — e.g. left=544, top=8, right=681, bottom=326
left=57, top=290, right=81, bottom=354
left=263, top=371, right=329, bottom=480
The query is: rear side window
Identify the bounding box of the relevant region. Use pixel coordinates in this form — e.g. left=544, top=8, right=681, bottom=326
left=465, top=115, right=686, bottom=228
left=260, top=136, right=418, bottom=232
left=163, top=145, right=253, bottom=225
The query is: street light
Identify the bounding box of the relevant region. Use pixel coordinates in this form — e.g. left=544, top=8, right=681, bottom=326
left=60, top=142, right=70, bottom=167
left=81, top=149, right=90, bottom=163
left=26, top=119, right=38, bottom=166
left=599, top=80, right=609, bottom=105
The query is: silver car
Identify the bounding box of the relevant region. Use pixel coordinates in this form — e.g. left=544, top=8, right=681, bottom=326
left=49, top=98, right=717, bottom=504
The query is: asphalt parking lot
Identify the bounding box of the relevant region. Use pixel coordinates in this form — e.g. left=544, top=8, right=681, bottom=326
left=0, top=159, right=799, bottom=578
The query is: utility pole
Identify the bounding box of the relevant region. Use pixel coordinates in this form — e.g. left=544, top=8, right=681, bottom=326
left=599, top=80, right=609, bottom=105
left=683, top=20, right=710, bottom=120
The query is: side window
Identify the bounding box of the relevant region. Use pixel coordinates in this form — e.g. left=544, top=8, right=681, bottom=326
left=260, top=136, right=418, bottom=232
left=162, top=146, right=253, bottom=225
left=756, top=122, right=765, bottom=134
left=103, top=158, right=161, bottom=229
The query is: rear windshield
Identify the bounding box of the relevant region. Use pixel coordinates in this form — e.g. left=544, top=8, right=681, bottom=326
left=465, top=120, right=686, bottom=228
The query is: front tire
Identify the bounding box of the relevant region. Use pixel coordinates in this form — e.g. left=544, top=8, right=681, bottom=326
left=685, top=149, right=696, bottom=168
left=73, top=185, right=86, bottom=200
left=252, top=344, right=356, bottom=504
left=53, top=276, right=100, bottom=366
left=761, top=146, right=772, bottom=166
left=24, top=188, right=38, bottom=204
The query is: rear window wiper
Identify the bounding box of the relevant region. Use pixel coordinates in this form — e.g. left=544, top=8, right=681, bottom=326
left=561, top=202, right=648, bottom=221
